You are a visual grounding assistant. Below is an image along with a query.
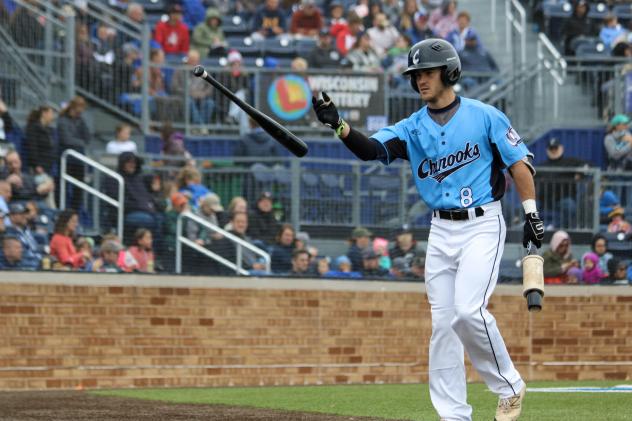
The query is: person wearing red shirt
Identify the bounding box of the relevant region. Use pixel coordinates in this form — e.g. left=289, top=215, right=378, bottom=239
left=123, top=228, right=155, bottom=273
left=154, top=4, right=190, bottom=55
left=49, top=209, right=89, bottom=269
left=335, top=11, right=363, bottom=56
left=290, top=0, right=323, bottom=37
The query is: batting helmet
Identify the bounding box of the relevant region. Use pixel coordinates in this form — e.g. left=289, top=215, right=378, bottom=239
left=402, top=38, right=461, bottom=92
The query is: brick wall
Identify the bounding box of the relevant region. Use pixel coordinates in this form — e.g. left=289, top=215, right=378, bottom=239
left=0, top=273, right=630, bottom=390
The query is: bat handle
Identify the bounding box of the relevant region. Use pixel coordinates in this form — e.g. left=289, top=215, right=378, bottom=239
left=526, top=290, right=543, bottom=312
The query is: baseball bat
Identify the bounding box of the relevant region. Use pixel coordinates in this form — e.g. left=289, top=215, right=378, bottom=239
left=523, top=241, right=544, bottom=312
left=192, top=65, right=308, bottom=158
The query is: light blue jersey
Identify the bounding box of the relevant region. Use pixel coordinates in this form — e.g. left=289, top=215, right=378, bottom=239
left=370, top=97, right=531, bottom=210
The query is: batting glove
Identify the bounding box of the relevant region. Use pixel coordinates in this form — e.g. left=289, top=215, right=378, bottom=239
left=523, top=212, right=544, bottom=249
left=312, top=92, right=343, bottom=130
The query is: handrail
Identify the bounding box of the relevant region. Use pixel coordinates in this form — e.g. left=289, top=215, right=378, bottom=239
left=506, top=0, right=527, bottom=65
left=60, top=149, right=125, bottom=237
left=0, top=26, right=48, bottom=91
left=537, top=32, right=567, bottom=85
left=175, top=211, right=271, bottom=275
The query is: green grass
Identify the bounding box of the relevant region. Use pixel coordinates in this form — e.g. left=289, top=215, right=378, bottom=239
left=92, top=381, right=632, bottom=420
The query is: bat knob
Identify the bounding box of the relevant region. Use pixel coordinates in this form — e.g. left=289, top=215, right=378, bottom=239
left=192, top=65, right=205, bottom=77
left=526, top=290, right=543, bottom=312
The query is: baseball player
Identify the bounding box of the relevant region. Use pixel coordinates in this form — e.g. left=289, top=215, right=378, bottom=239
left=312, top=38, right=544, bottom=421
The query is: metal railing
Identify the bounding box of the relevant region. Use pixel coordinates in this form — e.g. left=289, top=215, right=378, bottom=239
left=175, top=211, right=271, bottom=275
left=60, top=149, right=125, bottom=237
left=506, top=0, right=527, bottom=66
left=537, top=32, right=566, bottom=121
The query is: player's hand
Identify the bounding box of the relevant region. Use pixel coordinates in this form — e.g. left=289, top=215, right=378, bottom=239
left=523, top=212, right=544, bottom=249
left=312, top=92, right=342, bottom=130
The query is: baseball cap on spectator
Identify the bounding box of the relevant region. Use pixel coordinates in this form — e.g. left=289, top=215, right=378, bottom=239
left=414, top=8, right=428, bottom=21
left=392, top=257, right=408, bottom=272
left=547, top=138, right=561, bottom=149
left=608, top=206, right=625, bottom=218
left=464, top=28, right=479, bottom=41
left=200, top=193, right=224, bottom=212
left=171, top=192, right=188, bottom=208
left=351, top=227, right=372, bottom=239
left=610, top=114, right=630, bottom=126
left=394, top=224, right=412, bottom=237
left=227, top=49, right=243, bottom=64
left=258, top=191, right=273, bottom=202
left=8, top=203, right=28, bottom=214
left=296, top=231, right=310, bottom=243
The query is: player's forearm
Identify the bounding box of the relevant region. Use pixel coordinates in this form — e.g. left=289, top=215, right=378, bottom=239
left=339, top=124, right=379, bottom=161
left=510, top=160, right=536, bottom=209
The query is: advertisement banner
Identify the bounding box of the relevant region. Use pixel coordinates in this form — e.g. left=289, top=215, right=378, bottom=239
left=258, top=71, right=387, bottom=130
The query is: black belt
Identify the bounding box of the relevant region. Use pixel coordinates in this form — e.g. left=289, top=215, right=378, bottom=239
left=433, top=207, right=485, bottom=221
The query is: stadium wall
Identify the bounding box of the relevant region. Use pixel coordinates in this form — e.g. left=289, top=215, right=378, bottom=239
left=0, top=273, right=630, bottom=390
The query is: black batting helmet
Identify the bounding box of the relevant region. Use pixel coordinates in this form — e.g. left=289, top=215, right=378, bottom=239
left=402, top=38, right=461, bottom=92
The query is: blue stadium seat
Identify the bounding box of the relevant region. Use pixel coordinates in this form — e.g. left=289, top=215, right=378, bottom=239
left=222, top=15, right=250, bottom=37
left=262, top=38, right=297, bottom=58
left=575, top=42, right=609, bottom=58
left=137, top=0, right=166, bottom=14
left=613, top=4, right=632, bottom=25
left=570, top=36, right=601, bottom=55
left=543, top=2, right=573, bottom=41
left=587, top=4, right=609, bottom=22
left=226, top=36, right=262, bottom=57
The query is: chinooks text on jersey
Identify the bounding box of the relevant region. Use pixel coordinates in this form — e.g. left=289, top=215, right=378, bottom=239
left=370, top=97, right=532, bottom=210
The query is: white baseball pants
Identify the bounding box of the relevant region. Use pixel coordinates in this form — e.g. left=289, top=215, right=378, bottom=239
left=425, top=201, right=524, bottom=421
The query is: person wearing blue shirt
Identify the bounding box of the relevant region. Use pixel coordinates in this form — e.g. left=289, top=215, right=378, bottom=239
left=599, top=14, right=625, bottom=49
left=0, top=235, right=39, bottom=270
left=312, top=38, right=544, bottom=421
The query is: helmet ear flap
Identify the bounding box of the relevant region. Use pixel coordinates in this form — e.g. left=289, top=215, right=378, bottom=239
left=409, top=73, right=419, bottom=92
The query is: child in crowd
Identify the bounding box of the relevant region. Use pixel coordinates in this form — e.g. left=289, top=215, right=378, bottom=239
left=76, top=237, right=95, bottom=271
left=92, top=240, right=124, bottom=273
left=581, top=252, right=604, bottom=284
left=177, top=166, right=210, bottom=209
left=125, top=228, right=155, bottom=273
left=607, top=206, right=631, bottom=234
left=373, top=237, right=391, bottom=271
left=106, top=123, right=137, bottom=155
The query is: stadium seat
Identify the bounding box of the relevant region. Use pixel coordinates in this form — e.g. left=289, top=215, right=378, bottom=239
left=226, top=36, right=262, bottom=57
left=587, top=3, right=609, bottom=22
left=137, top=0, right=166, bottom=14
left=613, top=4, right=632, bottom=25
left=262, top=38, right=297, bottom=58
left=575, top=42, right=609, bottom=58
left=542, top=2, right=573, bottom=41
left=221, top=15, right=250, bottom=37
left=570, top=36, right=601, bottom=55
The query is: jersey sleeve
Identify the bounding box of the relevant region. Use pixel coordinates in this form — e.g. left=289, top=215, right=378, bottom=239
left=369, top=118, right=411, bottom=165
left=486, top=106, right=533, bottom=170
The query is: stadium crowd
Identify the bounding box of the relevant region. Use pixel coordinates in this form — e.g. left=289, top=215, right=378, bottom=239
left=0, top=0, right=631, bottom=284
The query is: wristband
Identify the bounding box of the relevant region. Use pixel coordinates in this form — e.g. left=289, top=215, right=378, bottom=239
left=335, top=119, right=347, bottom=138
left=522, top=199, right=537, bottom=214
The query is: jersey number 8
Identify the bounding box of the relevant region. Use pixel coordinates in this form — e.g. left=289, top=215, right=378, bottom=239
left=460, top=187, right=473, bottom=207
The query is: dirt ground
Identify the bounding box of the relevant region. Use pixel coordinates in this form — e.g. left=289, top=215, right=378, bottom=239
left=0, top=391, right=406, bottom=421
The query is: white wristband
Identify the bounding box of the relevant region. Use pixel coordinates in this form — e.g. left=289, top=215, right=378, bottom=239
left=522, top=199, right=537, bottom=214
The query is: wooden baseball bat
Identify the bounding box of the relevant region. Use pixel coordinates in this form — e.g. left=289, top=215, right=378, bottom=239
left=192, top=65, right=308, bottom=158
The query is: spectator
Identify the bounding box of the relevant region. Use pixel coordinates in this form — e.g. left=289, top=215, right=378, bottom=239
left=177, top=166, right=211, bottom=209
left=600, top=14, right=625, bottom=49
left=106, top=123, right=138, bottom=155
left=9, top=1, right=44, bottom=49
left=223, top=196, right=248, bottom=229
left=0, top=98, right=14, bottom=147
left=406, top=9, right=434, bottom=45
left=566, top=266, right=583, bottom=284
left=367, top=13, right=400, bottom=58
left=112, top=152, right=159, bottom=241
left=92, top=240, right=125, bottom=273
left=161, top=123, right=194, bottom=167
left=428, top=0, right=458, bottom=39
left=290, top=0, right=323, bottom=37
left=124, top=228, right=155, bottom=273
left=447, top=11, right=476, bottom=52
left=308, top=29, right=344, bottom=68
left=75, top=23, right=96, bottom=91
left=353, top=0, right=370, bottom=19
left=542, top=230, right=579, bottom=282
left=315, top=256, right=330, bottom=277
left=171, top=50, right=216, bottom=126
left=251, top=0, right=287, bottom=39
left=75, top=237, right=95, bottom=271
left=217, top=50, right=251, bottom=131
left=561, top=0, right=596, bottom=56
left=410, top=255, right=426, bottom=281
left=363, top=2, right=383, bottom=29
left=209, top=211, right=266, bottom=274
left=398, top=0, right=419, bottom=33
left=361, top=249, right=389, bottom=278
left=191, top=8, right=227, bottom=58
left=182, top=0, right=207, bottom=29
left=126, top=3, right=145, bottom=25
left=269, top=223, right=296, bottom=273
left=607, top=206, right=632, bottom=234
left=347, top=31, right=382, bottom=72
left=389, top=225, right=423, bottom=273
left=133, top=48, right=167, bottom=97
left=323, top=255, right=362, bottom=278
left=336, top=11, right=363, bottom=56
left=49, top=209, right=87, bottom=270
left=605, top=258, right=629, bottom=285
left=372, top=237, right=391, bottom=271
left=57, top=96, right=90, bottom=210
left=92, top=22, right=117, bottom=68
left=289, top=249, right=311, bottom=276
left=381, top=0, right=402, bottom=25
left=458, top=32, right=498, bottom=90
left=145, top=174, right=168, bottom=214
left=5, top=203, right=42, bottom=264
left=347, top=226, right=372, bottom=271
left=0, top=235, right=39, bottom=270
left=390, top=257, right=410, bottom=278
left=3, top=151, right=51, bottom=203
left=248, top=191, right=281, bottom=246
left=187, top=192, right=224, bottom=246
left=581, top=252, right=605, bottom=284
left=599, top=184, right=620, bottom=223
left=329, top=2, right=347, bottom=38
left=23, top=105, right=56, bottom=175
left=115, top=43, right=140, bottom=98
left=539, top=138, right=588, bottom=227
left=604, top=114, right=632, bottom=171
left=0, top=181, right=10, bottom=226
left=235, top=119, right=285, bottom=158
left=590, top=233, right=613, bottom=275
left=154, top=4, right=190, bottom=55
